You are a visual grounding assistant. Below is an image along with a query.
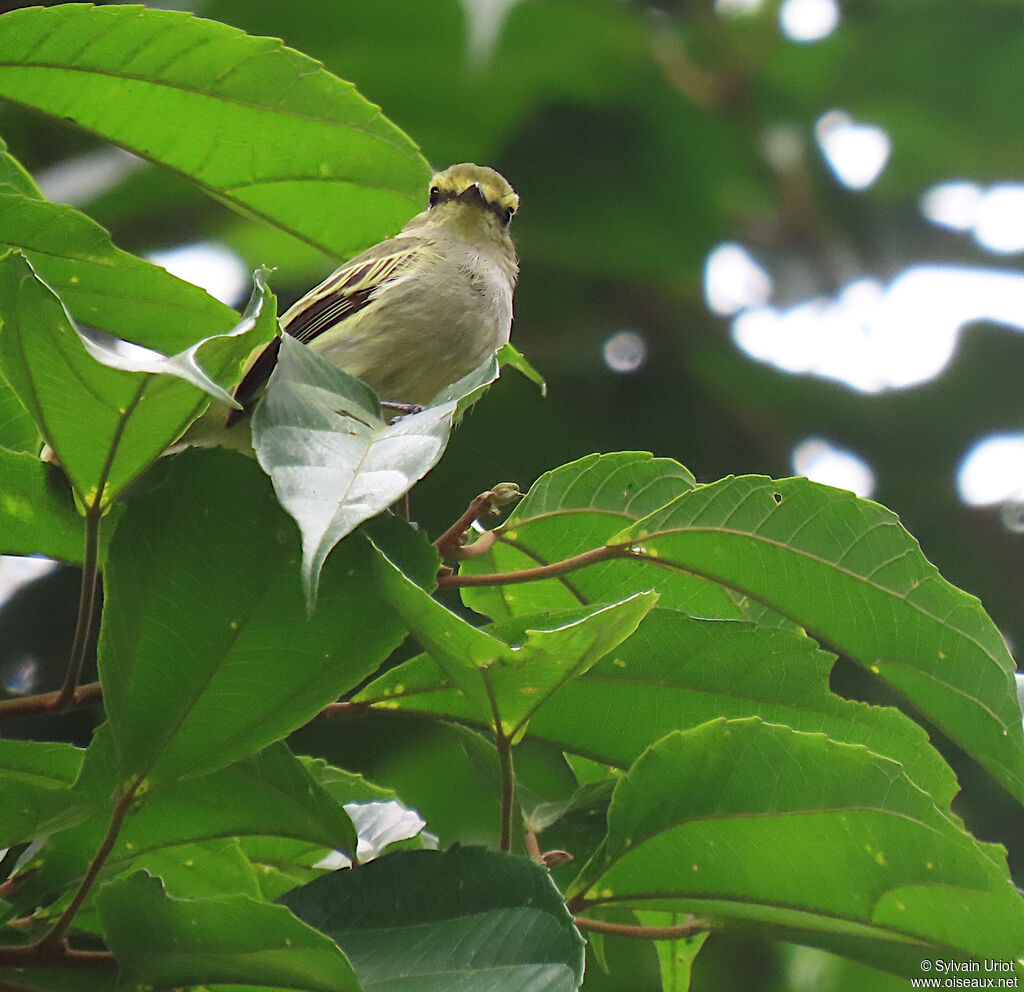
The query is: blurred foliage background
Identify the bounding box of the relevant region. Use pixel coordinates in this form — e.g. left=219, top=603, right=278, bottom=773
left=2, top=1, right=1024, bottom=988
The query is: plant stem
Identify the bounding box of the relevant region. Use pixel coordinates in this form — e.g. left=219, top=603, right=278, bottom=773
left=484, top=679, right=515, bottom=852
left=0, top=681, right=102, bottom=719
left=0, top=946, right=116, bottom=972
left=437, top=545, right=629, bottom=589
left=55, top=504, right=102, bottom=710
left=35, top=780, right=139, bottom=950
left=573, top=915, right=709, bottom=940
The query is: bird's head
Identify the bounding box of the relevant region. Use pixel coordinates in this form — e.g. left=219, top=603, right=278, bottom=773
left=415, top=163, right=519, bottom=244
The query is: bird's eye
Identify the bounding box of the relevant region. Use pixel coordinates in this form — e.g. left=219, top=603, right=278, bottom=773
left=429, top=186, right=441, bottom=207
left=504, top=206, right=515, bottom=225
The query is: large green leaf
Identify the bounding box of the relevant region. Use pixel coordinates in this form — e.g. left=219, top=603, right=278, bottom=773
left=98, top=449, right=409, bottom=790
left=608, top=476, right=1024, bottom=802
left=359, top=607, right=958, bottom=805
left=0, top=187, right=237, bottom=351
left=0, top=251, right=270, bottom=507
left=97, top=871, right=361, bottom=992
left=0, top=449, right=83, bottom=561
left=254, top=335, right=499, bottom=608
left=370, top=540, right=656, bottom=738
left=458, top=452, right=768, bottom=624
left=9, top=729, right=358, bottom=919
left=282, top=846, right=585, bottom=992
left=0, top=3, right=430, bottom=258
left=571, top=719, right=1024, bottom=976
left=0, top=739, right=90, bottom=848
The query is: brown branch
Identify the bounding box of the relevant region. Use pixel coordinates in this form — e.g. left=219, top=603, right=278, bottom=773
left=56, top=506, right=102, bottom=710
left=36, top=780, right=139, bottom=950
left=523, top=825, right=544, bottom=865
left=483, top=678, right=516, bottom=854
left=433, top=485, right=522, bottom=561
left=315, top=700, right=370, bottom=720
left=0, top=681, right=102, bottom=719
left=573, top=915, right=709, bottom=940
left=437, top=545, right=631, bottom=589
left=0, top=944, right=117, bottom=972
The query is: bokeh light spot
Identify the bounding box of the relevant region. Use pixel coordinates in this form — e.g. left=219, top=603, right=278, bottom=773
left=715, top=0, right=765, bottom=15
left=732, top=266, right=1024, bottom=393
left=921, top=181, right=983, bottom=232
left=0, top=556, right=58, bottom=608
left=779, top=0, right=840, bottom=42
left=815, top=110, right=891, bottom=190
left=704, top=242, right=773, bottom=316
left=2, top=655, right=39, bottom=696
left=973, top=184, right=1024, bottom=254
left=603, top=330, right=648, bottom=373
left=956, top=434, right=1024, bottom=507
left=147, top=242, right=249, bottom=307
left=792, top=437, right=875, bottom=497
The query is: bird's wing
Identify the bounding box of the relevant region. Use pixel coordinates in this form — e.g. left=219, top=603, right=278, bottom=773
left=227, top=241, right=422, bottom=423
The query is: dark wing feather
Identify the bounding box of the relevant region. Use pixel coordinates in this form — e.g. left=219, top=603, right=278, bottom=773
left=225, top=243, right=421, bottom=426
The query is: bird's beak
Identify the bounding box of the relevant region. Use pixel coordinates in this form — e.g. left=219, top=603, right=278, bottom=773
left=457, top=182, right=486, bottom=206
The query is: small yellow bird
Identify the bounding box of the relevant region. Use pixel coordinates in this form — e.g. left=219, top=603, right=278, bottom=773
left=224, top=162, right=519, bottom=429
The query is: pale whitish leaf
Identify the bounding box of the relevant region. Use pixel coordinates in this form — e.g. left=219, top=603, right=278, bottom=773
left=314, top=800, right=426, bottom=869
left=76, top=267, right=275, bottom=408
left=252, top=334, right=498, bottom=609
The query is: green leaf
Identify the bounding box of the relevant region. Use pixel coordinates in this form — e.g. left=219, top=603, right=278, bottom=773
left=0, top=3, right=430, bottom=258
left=498, top=341, right=547, bottom=396
left=360, top=608, right=957, bottom=806
left=458, top=452, right=754, bottom=623
left=0, top=251, right=264, bottom=507
left=0, top=373, right=38, bottom=453
left=0, top=739, right=90, bottom=847
left=10, top=729, right=359, bottom=918
left=98, top=449, right=409, bottom=790
left=97, top=872, right=362, bottom=992
left=253, top=335, right=498, bottom=609
left=369, top=540, right=657, bottom=737
left=634, top=912, right=707, bottom=992
left=76, top=266, right=276, bottom=408
left=571, top=719, right=1024, bottom=975
left=281, top=846, right=585, bottom=992
left=0, top=188, right=236, bottom=351
left=0, top=134, right=42, bottom=198
left=611, top=476, right=1024, bottom=803
left=0, top=450, right=84, bottom=561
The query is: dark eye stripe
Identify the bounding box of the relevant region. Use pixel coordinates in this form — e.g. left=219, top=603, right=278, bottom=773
left=430, top=187, right=515, bottom=223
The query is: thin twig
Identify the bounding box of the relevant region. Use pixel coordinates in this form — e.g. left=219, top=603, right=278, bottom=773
left=0, top=945, right=117, bottom=972
left=315, top=701, right=369, bottom=720
left=433, top=485, right=521, bottom=561
left=483, top=679, right=515, bottom=853
left=0, top=682, right=102, bottom=719
left=56, top=506, right=102, bottom=710
left=36, top=780, right=140, bottom=950
left=523, top=825, right=544, bottom=865
left=437, top=545, right=629, bottom=589
left=573, top=915, right=709, bottom=940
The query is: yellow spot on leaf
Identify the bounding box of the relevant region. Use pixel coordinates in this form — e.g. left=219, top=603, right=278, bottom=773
left=613, top=658, right=626, bottom=668
left=870, top=665, right=880, bottom=674
left=1, top=495, right=32, bottom=520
